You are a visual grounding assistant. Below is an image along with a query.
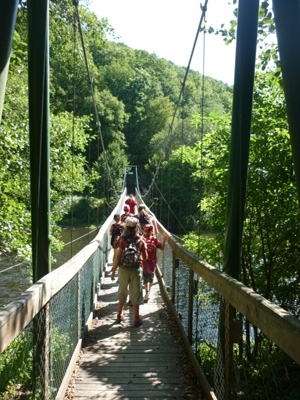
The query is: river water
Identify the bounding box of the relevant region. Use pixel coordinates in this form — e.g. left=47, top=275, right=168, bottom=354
left=0, top=227, right=96, bottom=308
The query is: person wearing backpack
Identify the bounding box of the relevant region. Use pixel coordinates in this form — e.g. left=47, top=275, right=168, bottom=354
left=142, top=224, right=168, bottom=302
left=109, top=214, right=122, bottom=264
left=111, top=216, right=147, bottom=327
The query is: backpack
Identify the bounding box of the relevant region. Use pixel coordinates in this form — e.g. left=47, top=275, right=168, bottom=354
left=111, top=224, right=122, bottom=246
left=112, top=224, right=122, bottom=238
left=120, top=237, right=141, bottom=269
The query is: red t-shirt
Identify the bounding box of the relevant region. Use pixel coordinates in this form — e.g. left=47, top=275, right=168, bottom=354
left=125, top=198, right=138, bottom=214
left=142, top=236, right=162, bottom=274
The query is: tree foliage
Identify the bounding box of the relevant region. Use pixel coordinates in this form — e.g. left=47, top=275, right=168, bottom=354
left=0, top=2, right=232, bottom=263
left=182, top=70, right=300, bottom=316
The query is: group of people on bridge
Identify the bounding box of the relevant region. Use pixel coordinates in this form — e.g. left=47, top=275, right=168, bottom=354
left=110, top=194, right=168, bottom=327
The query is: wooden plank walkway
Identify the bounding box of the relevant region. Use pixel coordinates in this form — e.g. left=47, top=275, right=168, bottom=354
left=67, top=256, right=205, bottom=400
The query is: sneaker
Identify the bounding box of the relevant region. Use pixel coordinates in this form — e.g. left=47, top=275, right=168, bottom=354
left=117, top=313, right=124, bottom=322
left=134, top=317, right=143, bottom=327
left=143, top=293, right=150, bottom=302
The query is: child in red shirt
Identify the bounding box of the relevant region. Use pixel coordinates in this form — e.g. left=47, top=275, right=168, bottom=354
left=142, top=224, right=168, bottom=302
left=125, top=194, right=138, bottom=215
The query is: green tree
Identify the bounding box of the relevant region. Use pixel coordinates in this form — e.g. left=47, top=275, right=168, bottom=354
left=152, top=145, right=202, bottom=233
left=185, top=72, right=300, bottom=316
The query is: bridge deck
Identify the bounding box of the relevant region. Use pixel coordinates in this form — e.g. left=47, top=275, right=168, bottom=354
left=67, top=256, right=204, bottom=399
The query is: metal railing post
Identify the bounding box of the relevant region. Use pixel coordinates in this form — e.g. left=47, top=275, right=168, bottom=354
left=188, top=268, right=194, bottom=344
left=171, top=252, right=178, bottom=304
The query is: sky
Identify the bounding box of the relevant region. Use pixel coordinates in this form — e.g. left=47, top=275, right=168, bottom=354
left=89, top=0, right=237, bottom=85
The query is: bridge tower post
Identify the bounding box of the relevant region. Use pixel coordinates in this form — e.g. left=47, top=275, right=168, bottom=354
left=27, top=1, right=51, bottom=398
left=219, top=1, right=260, bottom=399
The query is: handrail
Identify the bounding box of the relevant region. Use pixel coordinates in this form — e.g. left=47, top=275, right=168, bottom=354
left=0, top=190, right=126, bottom=353
left=165, top=226, right=300, bottom=365
left=0, top=190, right=126, bottom=399
left=154, top=217, right=300, bottom=399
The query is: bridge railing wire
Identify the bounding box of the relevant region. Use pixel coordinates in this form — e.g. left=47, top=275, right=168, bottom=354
left=0, top=190, right=126, bottom=399
left=155, top=218, right=300, bottom=400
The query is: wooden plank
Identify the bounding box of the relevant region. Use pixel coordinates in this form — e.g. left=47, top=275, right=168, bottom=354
left=73, top=390, right=186, bottom=399
left=76, top=372, right=186, bottom=380
left=70, top=270, right=205, bottom=400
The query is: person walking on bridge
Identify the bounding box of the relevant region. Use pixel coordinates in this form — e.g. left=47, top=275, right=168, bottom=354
left=121, top=204, right=132, bottom=223
left=135, top=204, right=158, bottom=236
left=125, top=194, right=138, bottom=215
left=109, top=213, right=122, bottom=264
left=142, top=224, right=168, bottom=302
left=111, top=217, right=147, bottom=327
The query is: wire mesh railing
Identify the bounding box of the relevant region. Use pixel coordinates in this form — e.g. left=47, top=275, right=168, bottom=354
left=0, top=240, right=104, bottom=399
left=0, top=191, right=126, bottom=399
left=156, top=224, right=300, bottom=400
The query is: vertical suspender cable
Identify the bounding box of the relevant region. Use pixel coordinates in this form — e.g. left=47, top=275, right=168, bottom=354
left=195, top=5, right=207, bottom=351
left=70, top=6, right=77, bottom=257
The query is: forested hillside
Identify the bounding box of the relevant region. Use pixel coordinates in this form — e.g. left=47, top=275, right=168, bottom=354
left=0, top=0, right=232, bottom=260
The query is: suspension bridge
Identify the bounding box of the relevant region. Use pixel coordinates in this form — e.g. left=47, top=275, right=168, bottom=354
left=1, top=1, right=300, bottom=399
left=1, top=189, right=300, bottom=399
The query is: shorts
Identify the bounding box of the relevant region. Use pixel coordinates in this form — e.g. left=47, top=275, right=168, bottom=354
left=117, top=267, right=143, bottom=306
left=111, top=236, right=119, bottom=249
left=143, top=271, right=154, bottom=285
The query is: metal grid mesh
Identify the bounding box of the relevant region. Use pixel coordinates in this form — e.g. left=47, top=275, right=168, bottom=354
left=80, top=247, right=101, bottom=333
left=157, top=240, right=300, bottom=400
left=174, top=260, right=190, bottom=336
left=157, top=238, right=173, bottom=292
left=0, top=237, right=105, bottom=399
left=48, top=275, right=79, bottom=397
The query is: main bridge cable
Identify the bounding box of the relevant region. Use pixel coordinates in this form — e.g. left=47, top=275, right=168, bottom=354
left=140, top=0, right=209, bottom=198
left=73, top=1, right=119, bottom=199
left=153, top=181, right=188, bottom=235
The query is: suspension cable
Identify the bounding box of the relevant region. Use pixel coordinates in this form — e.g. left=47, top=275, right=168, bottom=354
left=153, top=181, right=188, bottom=234
left=73, top=3, right=119, bottom=198
left=141, top=0, right=209, bottom=198
left=0, top=262, right=25, bottom=274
